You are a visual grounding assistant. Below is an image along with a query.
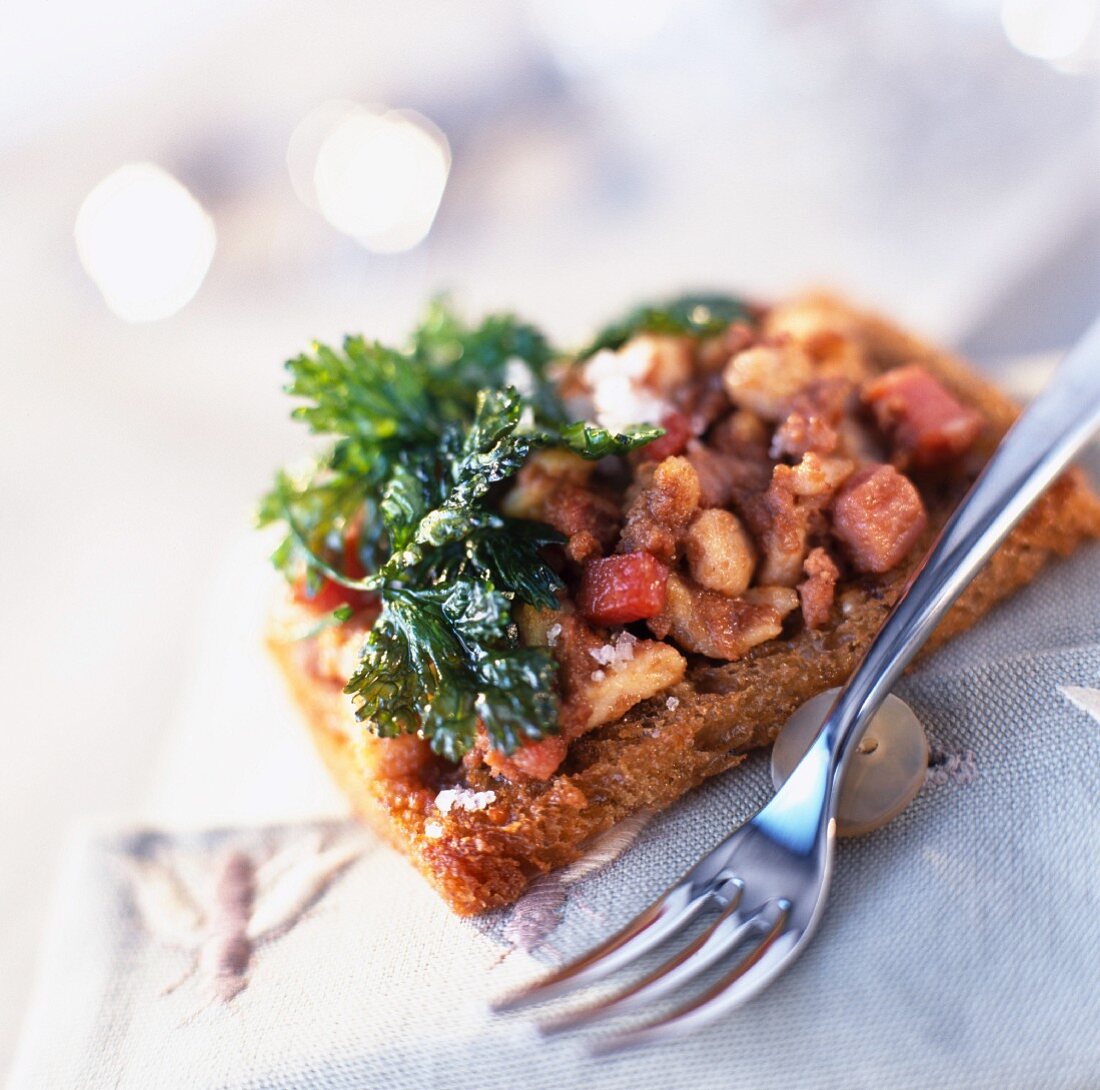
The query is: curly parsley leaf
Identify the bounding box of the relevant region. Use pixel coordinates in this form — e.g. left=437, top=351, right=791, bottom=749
left=286, top=338, right=434, bottom=444
left=258, top=464, right=377, bottom=595
left=471, top=518, right=564, bottom=613
left=412, top=298, right=566, bottom=426
left=412, top=390, right=534, bottom=552
left=346, top=578, right=559, bottom=761
left=260, top=300, right=663, bottom=760
left=556, top=420, right=665, bottom=459
left=259, top=305, right=563, bottom=590
left=580, top=292, right=754, bottom=359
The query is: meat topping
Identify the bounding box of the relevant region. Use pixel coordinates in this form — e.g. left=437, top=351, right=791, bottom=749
left=618, top=455, right=701, bottom=563
left=742, top=584, right=800, bottom=617
left=464, top=306, right=984, bottom=779
left=722, top=339, right=817, bottom=421
left=683, top=508, right=755, bottom=597
left=648, top=574, right=784, bottom=661
left=798, top=547, right=840, bottom=629
left=503, top=604, right=686, bottom=780
left=863, top=364, right=983, bottom=469
left=640, top=410, right=693, bottom=462
left=502, top=449, right=594, bottom=521
left=542, top=483, right=621, bottom=559
left=770, top=378, right=853, bottom=460
left=685, top=440, right=770, bottom=509
left=831, top=464, right=928, bottom=573
left=743, top=453, right=852, bottom=587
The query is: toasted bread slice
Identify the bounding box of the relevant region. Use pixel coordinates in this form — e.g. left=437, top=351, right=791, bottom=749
left=268, top=293, right=1100, bottom=915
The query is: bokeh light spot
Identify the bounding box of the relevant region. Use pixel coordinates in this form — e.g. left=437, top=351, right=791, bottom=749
left=1001, top=0, right=1095, bottom=62
left=75, top=163, right=216, bottom=322
left=296, top=103, right=450, bottom=254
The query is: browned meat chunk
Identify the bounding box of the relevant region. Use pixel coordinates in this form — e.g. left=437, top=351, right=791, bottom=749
left=743, top=584, right=800, bottom=616
left=798, top=547, right=840, bottom=628
left=618, top=455, right=701, bottom=563
left=782, top=451, right=855, bottom=499
left=648, top=574, right=784, bottom=661
left=685, top=439, right=771, bottom=509
left=771, top=378, right=854, bottom=460
left=744, top=453, right=854, bottom=586
left=772, top=406, right=839, bottom=461
left=798, top=328, right=871, bottom=383
left=831, top=464, right=928, bottom=573
left=502, top=450, right=594, bottom=520
left=513, top=606, right=686, bottom=777
left=639, top=410, right=693, bottom=462
left=503, top=449, right=622, bottom=564
left=744, top=471, right=807, bottom=588
left=709, top=409, right=771, bottom=458
left=542, top=483, right=621, bottom=559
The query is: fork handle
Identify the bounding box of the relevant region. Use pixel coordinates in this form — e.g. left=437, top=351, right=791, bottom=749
left=822, top=319, right=1100, bottom=781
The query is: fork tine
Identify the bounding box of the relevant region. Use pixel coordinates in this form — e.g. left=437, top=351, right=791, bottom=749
left=589, top=899, right=794, bottom=1056
left=491, top=880, right=710, bottom=1013
left=536, top=881, right=756, bottom=1035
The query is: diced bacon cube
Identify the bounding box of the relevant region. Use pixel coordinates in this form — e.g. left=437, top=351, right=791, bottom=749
left=831, top=464, right=928, bottom=574
left=577, top=552, right=669, bottom=625
left=639, top=411, right=693, bottom=461
left=863, top=365, right=982, bottom=468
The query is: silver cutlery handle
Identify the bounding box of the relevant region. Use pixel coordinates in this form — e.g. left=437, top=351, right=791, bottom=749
left=822, top=320, right=1100, bottom=780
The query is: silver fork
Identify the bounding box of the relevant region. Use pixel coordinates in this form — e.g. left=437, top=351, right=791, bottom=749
left=492, top=320, right=1100, bottom=1053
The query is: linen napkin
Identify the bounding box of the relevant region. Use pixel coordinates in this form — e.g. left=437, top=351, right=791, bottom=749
left=9, top=391, right=1100, bottom=1090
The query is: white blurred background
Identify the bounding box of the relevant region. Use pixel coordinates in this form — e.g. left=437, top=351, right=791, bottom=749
left=3, top=0, right=1100, bottom=1072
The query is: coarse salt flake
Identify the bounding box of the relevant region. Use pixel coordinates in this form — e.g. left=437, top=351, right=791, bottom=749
left=666, top=695, right=680, bottom=711
left=588, top=631, right=638, bottom=670
left=547, top=623, right=563, bottom=648
left=589, top=644, right=616, bottom=666
left=434, top=787, right=497, bottom=815
left=424, top=820, right=445, bottom=839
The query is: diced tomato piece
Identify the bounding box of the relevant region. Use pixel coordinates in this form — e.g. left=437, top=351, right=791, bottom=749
left=292, top=574, right=377, bottom=614
left=640, top=411, right=693, bottom=461
left=293, top=516, right=376, bottom=614
left=831, top=464, right=928, bottom=574
left=863, top=365, right=982, bottom=468
left=577, top=552, right=669, bottom=625
left=293, top=575, right=353, bottom=612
